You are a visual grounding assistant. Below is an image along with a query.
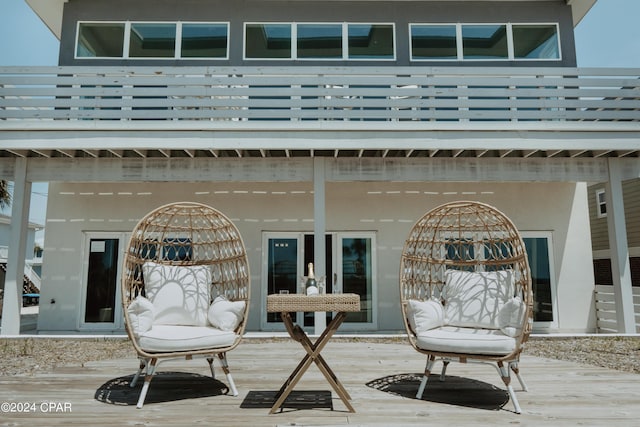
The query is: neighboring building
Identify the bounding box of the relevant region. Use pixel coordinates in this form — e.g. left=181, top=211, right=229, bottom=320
left=1, top=0, right=638, bottom=335
left=0, top=214, right=42, bottom=316
left=589, top=179, right=640, bottom=287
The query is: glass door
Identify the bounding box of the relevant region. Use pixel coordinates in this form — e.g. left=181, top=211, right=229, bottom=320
left=80, top=233, right=124, bottom=330
left=265, top=236, right=299, bottom=325
left=261, top=232, right=377, bottom=331
left=337, top=233, right=377, bottom=329
left=262, top=232, right=334, bottom=331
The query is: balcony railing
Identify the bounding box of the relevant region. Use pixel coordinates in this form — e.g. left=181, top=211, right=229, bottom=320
left=0, top=66, right=639, bottom=126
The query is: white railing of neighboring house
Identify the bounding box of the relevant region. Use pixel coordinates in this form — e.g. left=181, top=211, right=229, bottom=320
left=0, top=66, right=638, bottom=126
left=0, top=246, right=41, bottom=292
left=594, top=284, right=640, bottom=333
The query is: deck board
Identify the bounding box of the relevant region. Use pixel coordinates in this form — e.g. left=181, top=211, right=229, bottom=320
left=1, top=340, right=638, bottom=426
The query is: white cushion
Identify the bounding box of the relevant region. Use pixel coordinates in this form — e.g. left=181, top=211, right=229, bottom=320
left=208, top=296, right=246, bottom=331
left=406, top=299, right=444, bottom=333
left=127, top=296, right=155, bottom=338
left=498, top=296, right=527, bottom=338
left=142, top=261, right=211, bottom=326
left=415, top=326, right=516, bottom=356
left=138, top=325, right=238, bottom=352
left=444, top=269, right=513, bottom=329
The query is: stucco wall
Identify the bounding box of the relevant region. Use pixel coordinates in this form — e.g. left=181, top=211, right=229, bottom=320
left=38, top=180, right=595, bottom=333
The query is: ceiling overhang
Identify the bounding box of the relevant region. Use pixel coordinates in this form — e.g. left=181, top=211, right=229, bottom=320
left=25, top=0, right=598, bottom=40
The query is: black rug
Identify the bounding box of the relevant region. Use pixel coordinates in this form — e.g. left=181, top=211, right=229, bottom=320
left=95, top=372, right=229, bottom=406
left=366, top=373, right=509, bottom=411
left=241, top=390, right=333, bottom=412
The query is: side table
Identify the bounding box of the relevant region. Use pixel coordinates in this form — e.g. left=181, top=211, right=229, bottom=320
left=266, top=293, right=360, bottom=414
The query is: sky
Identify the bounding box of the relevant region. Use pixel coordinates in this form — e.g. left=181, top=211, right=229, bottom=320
left=0, top=0, right=639, bottom=243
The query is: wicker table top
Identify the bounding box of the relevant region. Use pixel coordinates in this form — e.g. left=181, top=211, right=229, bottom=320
left=267, top=293, right=360, bottom=313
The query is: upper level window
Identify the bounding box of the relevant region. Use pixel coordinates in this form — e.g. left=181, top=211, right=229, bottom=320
left=245, top=23, right=292, bottom=59
left=297, top=24, right=342, bottom=59
left=512, top=24, right=560, bottom=59
left=410, top=22, right=560, bottom=62
left=347, top=24, right=394, bottom=59
left=462, top=24, right=509, bottom=59
left=76, top=21, right=229, bottom=59
left=76, top=22, right=125, bottom=58
left=410, top=24, right=458, bottom=60
left=244, top=22, right=395, bottom=60
left=129, top=23, right=176, bottom=58
left=181, top=23, right=229, bottom=58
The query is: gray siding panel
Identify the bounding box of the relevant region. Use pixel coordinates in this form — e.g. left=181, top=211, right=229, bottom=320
left=589, top=179, right=640, bottom=252
left=59, top=0, right=576, bottom=66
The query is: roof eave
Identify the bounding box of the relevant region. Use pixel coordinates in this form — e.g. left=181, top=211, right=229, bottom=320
left=25, top=0, right=598, bottom=40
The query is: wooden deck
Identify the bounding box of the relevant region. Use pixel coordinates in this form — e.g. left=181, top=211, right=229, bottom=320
left=1, top=339, right=639, bottom=426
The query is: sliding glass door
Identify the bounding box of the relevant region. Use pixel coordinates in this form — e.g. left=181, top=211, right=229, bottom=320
left=261, top=232, right=377, bottom=331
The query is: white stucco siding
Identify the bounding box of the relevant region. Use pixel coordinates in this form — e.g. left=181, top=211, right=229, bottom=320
left=38, top=180, right=595, bottom=333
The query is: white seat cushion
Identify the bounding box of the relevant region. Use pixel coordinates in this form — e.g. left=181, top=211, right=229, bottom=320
left=444, top=269, right=513, bottom=329
left=143, top=261, right=211, bottom=326
left=415, top=326, right=516, bottom=356
left=137, top=325, right=238, bottom=352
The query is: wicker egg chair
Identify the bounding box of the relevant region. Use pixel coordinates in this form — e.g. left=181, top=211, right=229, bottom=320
left=122, top=201, right=250, bottom=408
left=400, top=201, right=532, bottom=413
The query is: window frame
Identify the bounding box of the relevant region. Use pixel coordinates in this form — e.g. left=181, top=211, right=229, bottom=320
left=75, top=21, right=230, bottom=60
left=179, top=22, right=231, bottom=60
left=521, top=231, right=558, bottom=331
left=75, top=21, right=126, bottom=59
left=596, top=188, right=607, bottom=218
left=409, top=22, right=561, bottom=62
left=511, top=22, right=561, bottom=60
left=243, top=22, right=396, bottom=61
left=79, top=232, right=127, bottom=331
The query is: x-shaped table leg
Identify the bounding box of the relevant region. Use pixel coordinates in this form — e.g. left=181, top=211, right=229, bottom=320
left=269, top=311, right=355, bottom=414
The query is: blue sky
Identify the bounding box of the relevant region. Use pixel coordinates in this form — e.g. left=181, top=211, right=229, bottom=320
left=1, top=0, right=639, bottom=240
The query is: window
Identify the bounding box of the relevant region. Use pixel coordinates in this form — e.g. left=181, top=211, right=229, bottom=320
left=596, top=189, right=607, bottom=218
left=76, top=21, right=229, bottom=59
left=297, top=24, right=343, bottom=59
left=129, top=23, right=176, bottom=58
left=410, top=24, right=458, bottom=60
left=347, top=24, right=394, bottom=59
left=410, top=22, right=561, bottom=62
left=462, top=24, right=508, bottom=59
left=244, top=22, right=395, bottom=60
left=76, top=22, right=125, bottom=58
left=245, top=23, right=292, bottom=59
left=512, top=24, right=559, bottom=59
left=181, top=23, right=229, bottom=58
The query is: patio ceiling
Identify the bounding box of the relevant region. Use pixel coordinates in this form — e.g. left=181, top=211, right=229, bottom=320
left=1, top=147, right=639, bottom=159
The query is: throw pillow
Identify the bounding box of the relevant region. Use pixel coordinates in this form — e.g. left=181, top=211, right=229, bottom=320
left=127, top=296, right=155, bottom=338
left=406, top=299, right=444, bottom=333
left=142, top=261, right=211, bottom=326
left=444, top=269, right=513, bottom=329
left=208, top=295, right=246, bottom=331
left=498, top=296, right=527, bottom=337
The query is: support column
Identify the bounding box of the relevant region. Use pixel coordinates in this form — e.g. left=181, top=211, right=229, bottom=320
left=313, top=157, right=327, bottom=335
left=1, top=158, right=32, bottom=336
left=605, top=158, right=635, bottom=333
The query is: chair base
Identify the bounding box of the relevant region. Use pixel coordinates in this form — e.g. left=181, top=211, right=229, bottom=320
left=417, top=356, right=527, bottom=414
left=130, top=353, right=238, bottom=408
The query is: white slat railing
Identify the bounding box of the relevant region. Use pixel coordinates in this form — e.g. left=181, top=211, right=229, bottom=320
left=594, top=284, right=640, bottom=333
left=1, top=66, right=639, bottom=124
